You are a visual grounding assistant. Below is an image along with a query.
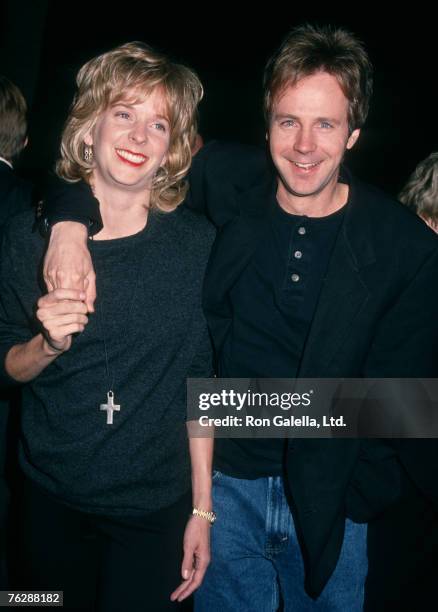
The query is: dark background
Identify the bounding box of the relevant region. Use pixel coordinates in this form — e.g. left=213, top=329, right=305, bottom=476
left=0, top=1, right=436, bottom=196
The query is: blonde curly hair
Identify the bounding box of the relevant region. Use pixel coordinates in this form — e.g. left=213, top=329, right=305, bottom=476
left=56, top=42, right=203, bottom=211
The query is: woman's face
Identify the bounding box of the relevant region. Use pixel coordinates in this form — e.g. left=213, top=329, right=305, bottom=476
left=84, top=87, right=171, bottom=193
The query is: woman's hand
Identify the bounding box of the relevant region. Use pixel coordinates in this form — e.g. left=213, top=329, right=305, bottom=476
left=37, top=288, right=89, bottom=353
left=170, top=515, right=211, bottom=603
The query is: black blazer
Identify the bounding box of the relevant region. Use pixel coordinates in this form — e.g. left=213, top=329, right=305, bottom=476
left=0, top=160, right=33, bottom=542
left=187, top=142, right=438, bottom=597
left=0, top=161, right=33, bottom=230
left=42, top=142, right=438, bottom=598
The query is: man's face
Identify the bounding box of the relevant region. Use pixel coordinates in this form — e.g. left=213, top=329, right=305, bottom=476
left=268, top=71, right=360, bottom=207
left=85, top=87, right=170, bottom=193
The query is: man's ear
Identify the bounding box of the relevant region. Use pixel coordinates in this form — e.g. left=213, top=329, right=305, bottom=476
left=346, top=128, right=360, bottom=150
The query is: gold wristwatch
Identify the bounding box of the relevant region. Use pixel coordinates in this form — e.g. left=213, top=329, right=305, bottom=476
left=192, top=507, right=217, bottom=525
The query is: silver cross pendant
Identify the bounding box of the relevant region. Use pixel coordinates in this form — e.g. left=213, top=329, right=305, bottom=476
left=100, top=391, right=121, bottom=425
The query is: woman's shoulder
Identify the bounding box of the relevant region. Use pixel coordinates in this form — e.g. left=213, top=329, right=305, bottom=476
left=165, top=204, right=216, bottom=246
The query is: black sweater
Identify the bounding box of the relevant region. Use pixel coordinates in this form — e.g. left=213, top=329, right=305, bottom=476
left=0, top=206, right=214, bottom=515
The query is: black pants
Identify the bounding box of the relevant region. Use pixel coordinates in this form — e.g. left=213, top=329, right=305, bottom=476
left=14, top=478, right=191, bottom=611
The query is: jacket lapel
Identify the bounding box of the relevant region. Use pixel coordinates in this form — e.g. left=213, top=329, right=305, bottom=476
left=298, top=171, right=377, bottom=375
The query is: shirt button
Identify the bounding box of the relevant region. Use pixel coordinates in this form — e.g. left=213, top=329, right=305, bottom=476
left=294, top=250, right=302, bottom=259
left=298, top=226, right=306, bottom=235
left=291, top=273, right=300, bottom=282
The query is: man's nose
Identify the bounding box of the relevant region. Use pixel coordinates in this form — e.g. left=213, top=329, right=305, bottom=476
left=294, top=127, right=316, bottom=154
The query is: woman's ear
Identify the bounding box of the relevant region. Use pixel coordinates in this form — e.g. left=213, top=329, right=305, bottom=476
left=83, top=130, right=93, bottom=147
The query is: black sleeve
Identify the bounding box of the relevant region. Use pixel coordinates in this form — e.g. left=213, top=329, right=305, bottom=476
left=186, top=141, right=270, bottom=228
left=362, top=245, right=438, bottom=508
left=187, top=320, right=214, bottom=379
left=0, top=229, right=35, bottom=388
left=363, top=246, right=438, bottom=379
left=40, top=177, right=103, bottom=236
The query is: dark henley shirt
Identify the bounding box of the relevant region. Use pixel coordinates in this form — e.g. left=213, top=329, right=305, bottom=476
left=216, top=188, right=346, bottom=478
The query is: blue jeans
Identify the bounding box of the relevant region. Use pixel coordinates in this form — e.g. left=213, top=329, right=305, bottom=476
left=195, top=472, right=367, bottom=612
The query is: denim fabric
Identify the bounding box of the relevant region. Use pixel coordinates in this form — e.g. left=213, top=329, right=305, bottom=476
left=196, top=471, right=367, bottom=611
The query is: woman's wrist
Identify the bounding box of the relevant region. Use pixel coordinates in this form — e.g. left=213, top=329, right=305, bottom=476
left=192, top=494, right=213, bottom=512
left=192, top=507, right=216, bottom=524
left=42, top=335, right=67, bottom=357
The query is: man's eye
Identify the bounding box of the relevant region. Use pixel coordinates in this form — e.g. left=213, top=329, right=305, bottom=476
left=116, top=112, right=130, bottom=119
left=320, top=121, right=333, bottom=128
left=281, top=120, right=295, bottom=127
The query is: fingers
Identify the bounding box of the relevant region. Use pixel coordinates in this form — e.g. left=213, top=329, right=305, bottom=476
left=170, top=548, right=210, bottom=602
left=170, top=547, right=195, bottom=602
left=39, top=313, right=89, bottom=328
left=48, top=270, right=87, bottom=292
left=37, top=289, right=89, bottom=352
left=44, top=267, right=96, bottom=313
left=181, top=547, right=195, bottom=581
left=84, top=272, right=96, bottom=313
left=46, top=322, right=87, bottom=338
left=37, top=299, right=88, bottom=317
left=37, top=297, right=88, bottom=323
left=38, top=289, right=86, bottom=306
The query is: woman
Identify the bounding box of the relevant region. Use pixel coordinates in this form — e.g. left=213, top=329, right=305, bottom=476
left=0, top=42, right=214, bottom=611
left=399, top=151, right=438, bottom=233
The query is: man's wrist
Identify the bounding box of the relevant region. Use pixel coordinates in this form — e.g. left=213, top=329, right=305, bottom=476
left=49, top=217, right=91, bottom=236
left=49, top=220, right=89, bottom=244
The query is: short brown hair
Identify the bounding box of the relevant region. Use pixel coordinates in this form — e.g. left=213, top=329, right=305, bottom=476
left=0, top=75, right=27, bottom=160
left=264, top=24, right=373, bottom=133
left=57, top=42, right=203, bottom=212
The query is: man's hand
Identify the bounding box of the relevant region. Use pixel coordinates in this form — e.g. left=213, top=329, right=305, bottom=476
left=37, top=289, right=89, bottom=353
left=43, top=222, right=96, bottom=312
left=170, top=516, right=211, bottom=603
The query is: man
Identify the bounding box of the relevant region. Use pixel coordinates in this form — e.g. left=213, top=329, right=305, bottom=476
left=0, top=75, right=32, bottom=589
left=0, top=76, right=32, bottom=228
left=40, top=25, right=438, bottom=610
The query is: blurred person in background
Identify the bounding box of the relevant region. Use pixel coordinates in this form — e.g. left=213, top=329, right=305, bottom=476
left=399, top=152, right=438, bottom=233
left=0, top=75, right=33, bottom=589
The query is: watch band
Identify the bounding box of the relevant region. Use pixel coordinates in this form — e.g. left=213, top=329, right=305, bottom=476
left=192, top=507, right=216, bottom=524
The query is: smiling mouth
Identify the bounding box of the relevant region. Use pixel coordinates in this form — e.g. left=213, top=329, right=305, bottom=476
left=115, top=148, right=148, bottom=166
left=291, top=161, right=322, bottom=170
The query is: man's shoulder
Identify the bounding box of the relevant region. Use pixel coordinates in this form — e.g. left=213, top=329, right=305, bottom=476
left=0, top=168, right=34, bottom=224
left=193, top=140, right=270, bottom=184
left=1, top=209, right=40, bottom=251
left=352, top=175, right=438, bottom=250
